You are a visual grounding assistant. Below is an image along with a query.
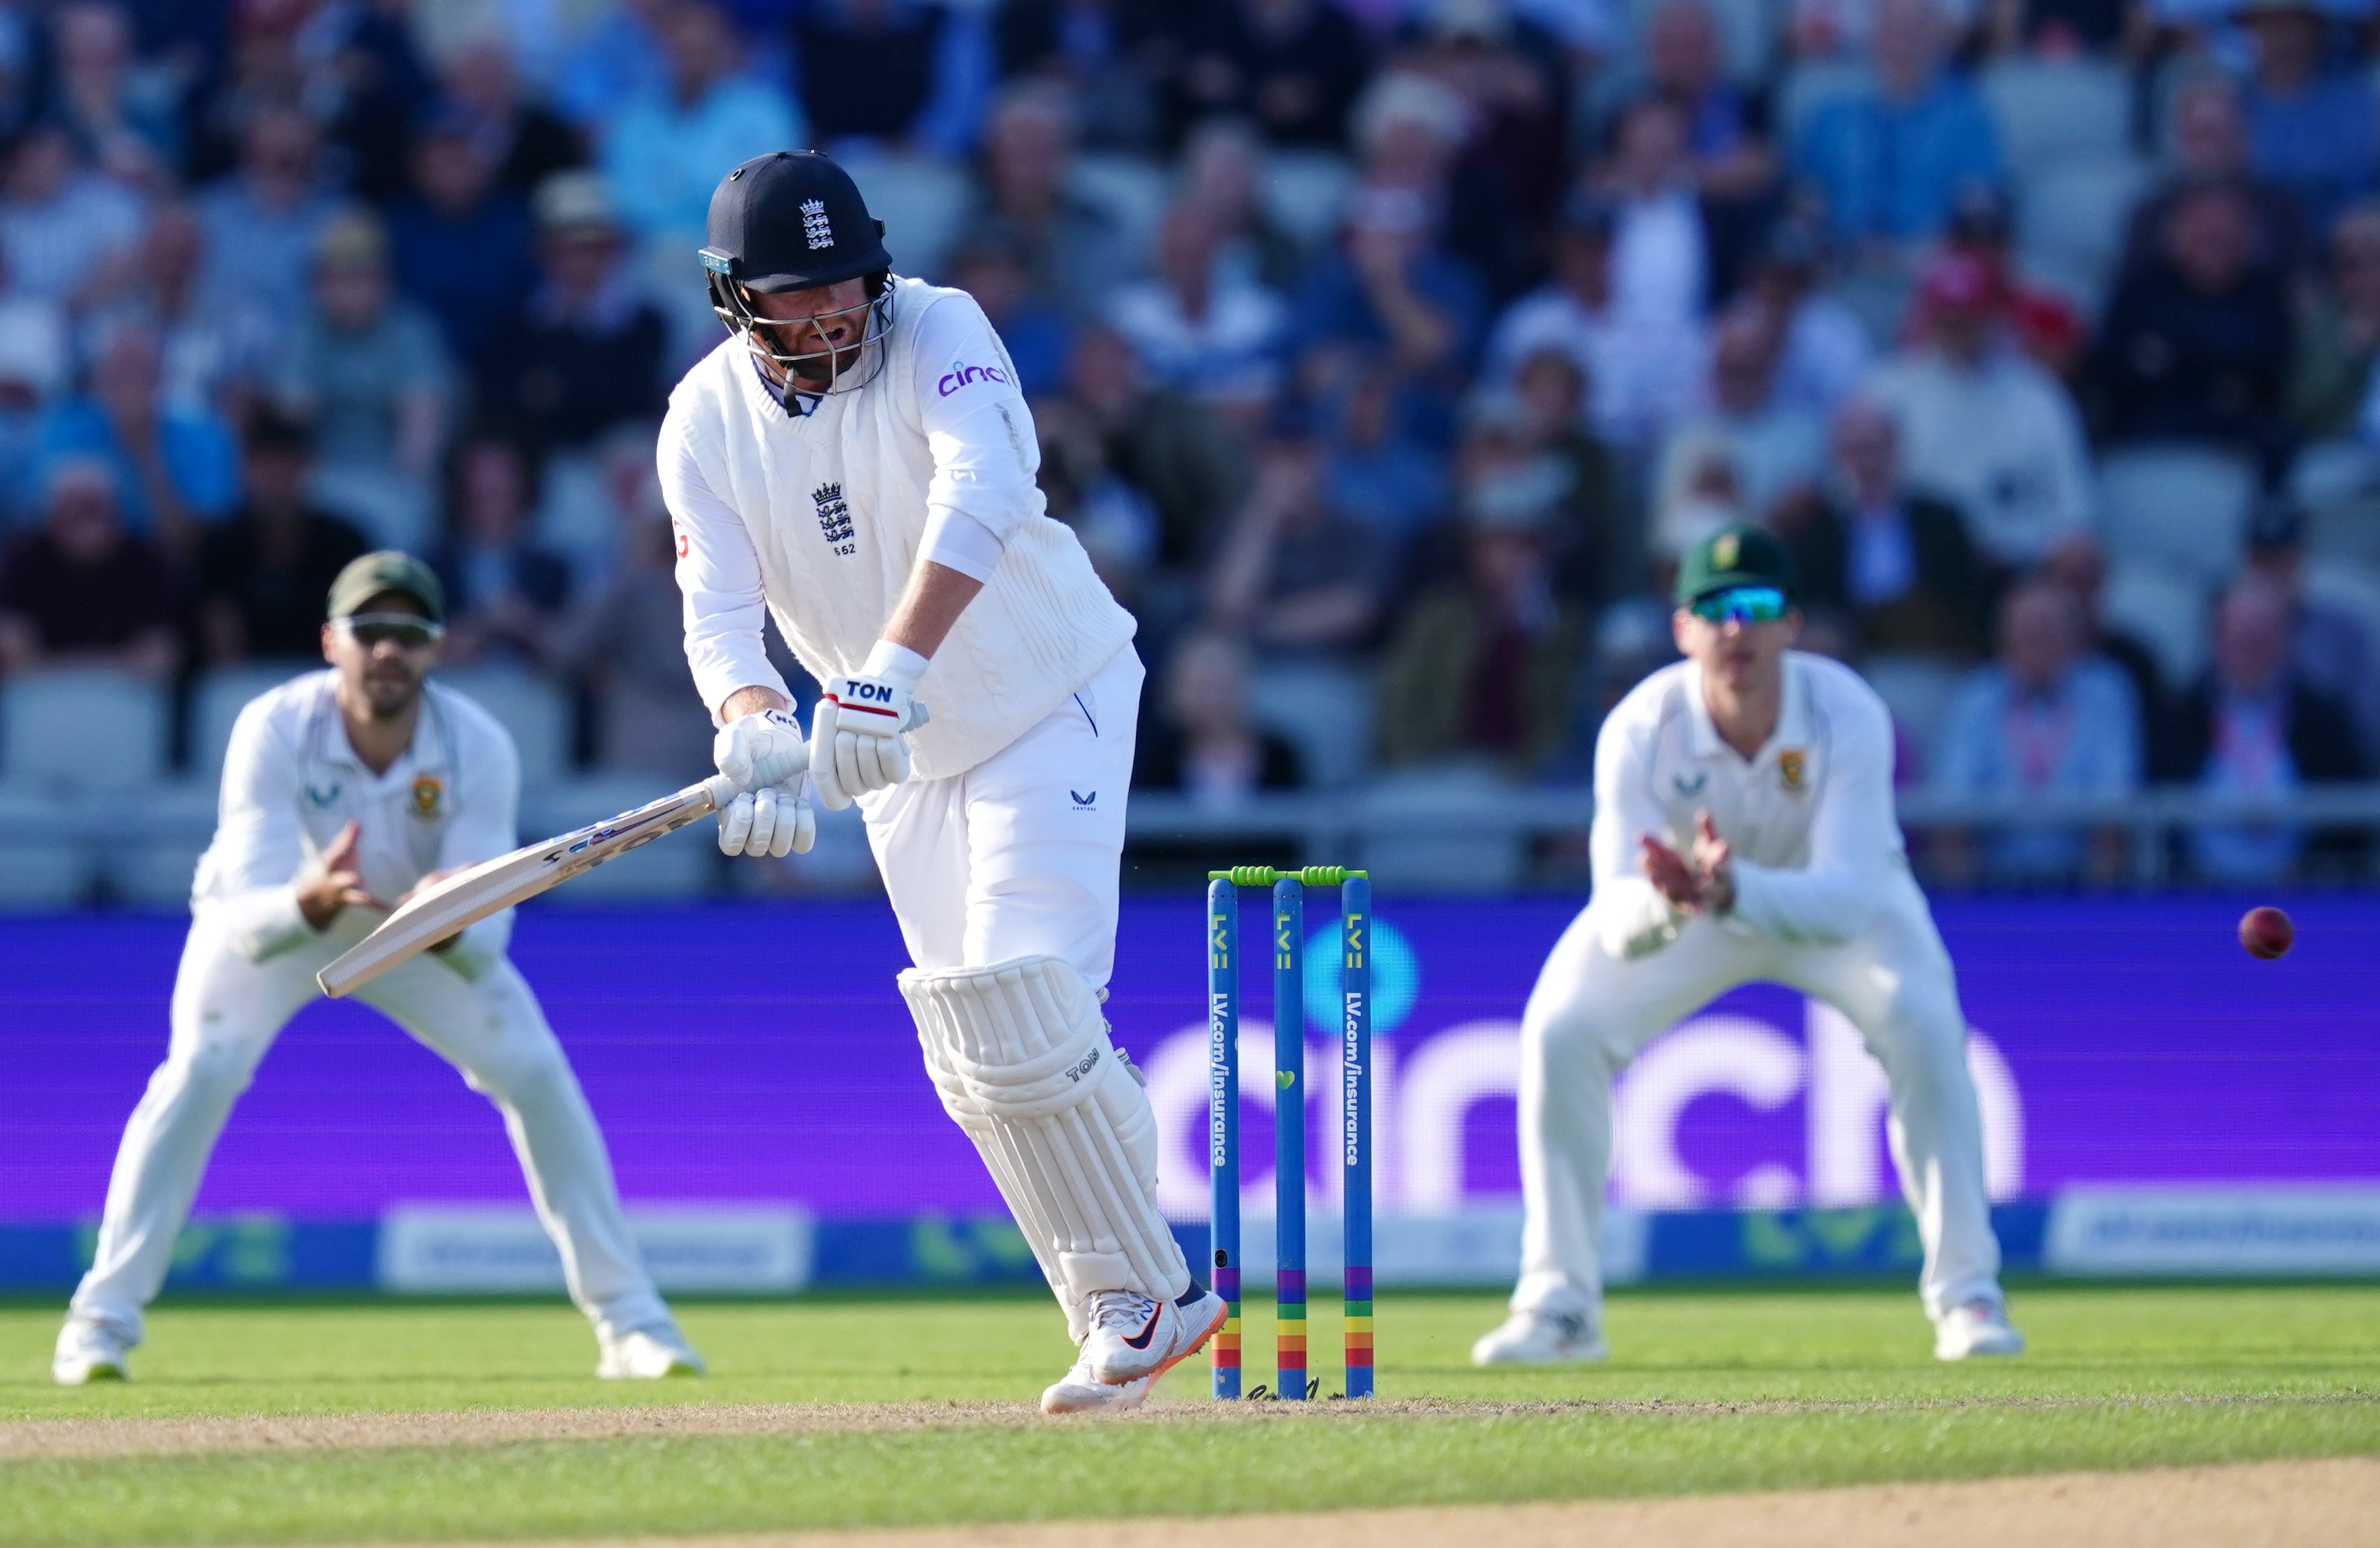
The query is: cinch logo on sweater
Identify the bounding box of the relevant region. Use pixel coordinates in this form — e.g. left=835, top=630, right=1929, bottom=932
left=937, top=361, right=1009, bottom=396
left=813, top=482, right=854, bottom=555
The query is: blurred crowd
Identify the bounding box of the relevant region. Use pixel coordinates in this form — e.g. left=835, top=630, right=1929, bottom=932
left=1, top=0, right=2378, bottom=888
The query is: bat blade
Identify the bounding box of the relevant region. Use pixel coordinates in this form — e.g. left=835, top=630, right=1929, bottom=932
left=317, top=774, right=737, bottom=999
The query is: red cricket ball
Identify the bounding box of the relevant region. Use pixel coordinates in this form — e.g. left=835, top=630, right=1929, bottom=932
left=2239, top=906, right=2294, bottom=960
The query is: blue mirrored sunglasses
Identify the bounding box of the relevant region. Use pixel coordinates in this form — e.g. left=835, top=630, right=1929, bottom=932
left=1689, top=585, right=1790, bottom=624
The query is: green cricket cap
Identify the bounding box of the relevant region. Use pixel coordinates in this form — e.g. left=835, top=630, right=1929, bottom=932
left=1674, top=525, right=1798, bottom=606
left=326, top=551, right=445, bottom=623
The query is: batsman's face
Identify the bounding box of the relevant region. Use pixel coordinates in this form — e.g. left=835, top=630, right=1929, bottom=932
left=746, top=278, right=872, bottom=388
left=1672, top=608, right=1799, bottom=695
left=321, top=592, right=441, bottom=720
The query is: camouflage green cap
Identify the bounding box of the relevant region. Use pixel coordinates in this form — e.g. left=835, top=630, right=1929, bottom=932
left=1674, top=525, right=1798, bottom=606
left=326, top=551, right=445, bottom=623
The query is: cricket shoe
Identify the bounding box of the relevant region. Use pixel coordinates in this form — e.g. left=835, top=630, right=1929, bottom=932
left=596, top=1325, right=706, bottom=1380
left=1083, top=1286, right=1229, bottom=1385
left=1040, top=1353, right=1156, bottom=1415
left=1934, top=1300, right=2025, bottom=1361
left=1471, top=1308, right=1608, bottom=1365
left=53, top=1318, right=131, bottom=1385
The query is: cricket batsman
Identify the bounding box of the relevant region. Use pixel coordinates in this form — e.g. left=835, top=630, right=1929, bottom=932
left=662, top=151, right=1223, bottom=1413
left=1474, top=528, right=2025, bottom=1365
left=52, top=554, right=701, bottom=1385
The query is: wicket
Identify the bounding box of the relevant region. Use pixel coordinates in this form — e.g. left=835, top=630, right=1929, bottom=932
left=1207, top=865, right=1372, bottom=1401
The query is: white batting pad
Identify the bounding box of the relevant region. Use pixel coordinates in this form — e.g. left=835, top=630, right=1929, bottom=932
left=900, top=956, right=1189, bottom=1312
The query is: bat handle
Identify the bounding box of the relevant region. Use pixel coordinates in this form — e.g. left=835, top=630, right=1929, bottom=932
left=701, top=774, right=741, bottom=812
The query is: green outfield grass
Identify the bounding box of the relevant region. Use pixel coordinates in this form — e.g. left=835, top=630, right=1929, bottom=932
left=1, top=1283, right=2376, bottom=1544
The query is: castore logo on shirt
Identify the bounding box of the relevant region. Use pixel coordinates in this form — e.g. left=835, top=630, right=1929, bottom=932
left=937, top=361, right=1009, bottom=396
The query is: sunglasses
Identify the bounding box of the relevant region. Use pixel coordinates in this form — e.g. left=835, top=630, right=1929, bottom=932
left=1689, top=586, right=1790, bottom=625
left=336, top=613, right=444, bottom=649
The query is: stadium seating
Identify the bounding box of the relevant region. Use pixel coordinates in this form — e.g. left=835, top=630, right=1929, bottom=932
left=188, top=664, right=315, bottom=780
left=1861, top=653, right=1968, bottom=770
left=104, top=783, right=220, bottom=909
left=2096, top=443, right=2258, bottom=586
left=434, top=669, right=574, bottom=790
left=2290, top=440, right=2380, bottom=567
left=846, top=152, right=973, bottom=282
left=0, top=669, right=168, bottom=795
left=2101, top=559, right=2210, bottom=687
left=1247, top=657, right=1377, bottom=789
left=1356, top=766, right=1528, bottom=894
left=2017, top=154, right=2150, bottom=312
left=0, top=789, right=88, bottom=908
left=1981, top=58, right=2132, bottom=170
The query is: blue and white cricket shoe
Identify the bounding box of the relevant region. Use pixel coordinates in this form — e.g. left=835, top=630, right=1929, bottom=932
left=1083, top=1286, right=1228, bottom=1386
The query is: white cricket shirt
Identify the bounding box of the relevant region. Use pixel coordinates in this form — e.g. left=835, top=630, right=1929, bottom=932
left=191, top=670, right=520, bottom=972
left=662, top=277, right=1134, bottom=779
left=1589, top=651, right=1906, bottom=958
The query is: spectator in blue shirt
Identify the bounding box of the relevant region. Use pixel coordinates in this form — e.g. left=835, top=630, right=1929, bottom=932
left=1932, top=577, right=2142, bottom=886
left=1108, top=197, right=1288, bottom=421
left=602, top=0, right=805, bottom=247
left=1790, top=0, right=2003, bottom=249
left=34, top=319, right=238, bottom=559
left=387, top=111, right=537, bottom=371
left=552, top=0, right=672, bottom=133
left=2234, top=0, right=2376, bottom=233
left=1324, top=362, right=1447, bottom=558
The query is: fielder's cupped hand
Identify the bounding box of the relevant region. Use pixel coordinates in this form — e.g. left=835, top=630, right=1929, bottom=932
left=809, top=675, right=930, bottom=810
left=296, top=820, right=387, bottom=930
left=1640, top=810, right=1734, bottom=914
left=718, top=773, right=817, bottom=858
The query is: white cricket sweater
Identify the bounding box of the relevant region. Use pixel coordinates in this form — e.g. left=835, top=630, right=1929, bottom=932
left=662, top=276, right=1135, bottom=780
left=1590, top=652, right=1909, bottom=958
left=192, top=670, right=519, bottom=972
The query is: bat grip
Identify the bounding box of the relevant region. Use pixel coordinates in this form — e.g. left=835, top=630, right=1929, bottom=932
left=701, top=774, right=742, bottom=811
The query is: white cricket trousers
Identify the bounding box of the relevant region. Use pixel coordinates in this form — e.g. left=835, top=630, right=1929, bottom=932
left=1515, top=868, right=2003, bottom=1323
left=69, top=911, right=670, bottom=1346
left=859, top=646, right=1142, bottom=988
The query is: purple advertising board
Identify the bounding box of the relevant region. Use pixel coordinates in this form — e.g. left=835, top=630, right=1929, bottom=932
left=4, top=893, right=2377, bottom=1233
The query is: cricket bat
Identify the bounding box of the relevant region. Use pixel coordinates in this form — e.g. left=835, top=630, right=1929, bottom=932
left=317, top=774, right=740, bottom=999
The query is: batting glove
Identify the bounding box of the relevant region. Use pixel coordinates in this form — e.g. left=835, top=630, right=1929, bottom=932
left=809, top=677, right=930, bottom=810
left=718, top=774, right=816, bottom=858
left=712, top=707, right=809, bottom=794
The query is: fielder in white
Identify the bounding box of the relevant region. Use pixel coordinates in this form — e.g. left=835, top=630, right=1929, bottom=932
left=662, top=150, right=1222, bottom=1413
left=1474, top=528, right=2025, bottom=1365
left=53, top=553, right=701, bottom=1385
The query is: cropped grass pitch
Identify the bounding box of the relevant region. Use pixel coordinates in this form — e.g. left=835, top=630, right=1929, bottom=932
left=2, top=1284, right=2377, bottom=1544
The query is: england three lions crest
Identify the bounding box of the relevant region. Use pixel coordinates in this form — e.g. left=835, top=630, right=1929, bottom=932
left=813, top=481, right=854, bottom=556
